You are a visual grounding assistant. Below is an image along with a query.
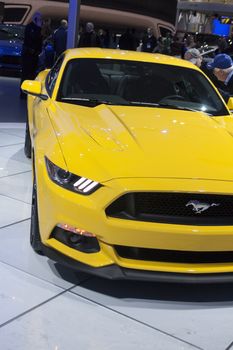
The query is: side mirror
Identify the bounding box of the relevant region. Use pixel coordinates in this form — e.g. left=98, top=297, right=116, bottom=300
left=227, top=97, right=233, bottom=112
left=21, top=80, right=48, bottom=100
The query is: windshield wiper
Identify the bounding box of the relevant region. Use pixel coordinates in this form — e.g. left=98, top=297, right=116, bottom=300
left=128, top=100, right=213, bottom=115
left=61, top=97, right=213, bottom=115
left=128, top=101, right=202, bottom=112
left=61, top=97, right=114, bottom=106
left=158, top=103, right=199, bottom=113
left=129, top=101, right=160, bottom=107
left=157, top=103, right=213, bottom=115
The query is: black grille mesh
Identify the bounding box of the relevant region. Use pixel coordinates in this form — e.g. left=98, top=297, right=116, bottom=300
left=106, top=192, right=233, bottom=225
left=115, top=245, right=233, bottom=263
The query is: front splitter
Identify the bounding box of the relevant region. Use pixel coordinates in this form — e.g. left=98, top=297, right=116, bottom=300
left=41, top=244, right=233, bottom=284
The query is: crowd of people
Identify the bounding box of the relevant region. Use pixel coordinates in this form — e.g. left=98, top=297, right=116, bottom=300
left=19, top=12, right=233, bottom=103
left=182, top=37, right=233, bottom=102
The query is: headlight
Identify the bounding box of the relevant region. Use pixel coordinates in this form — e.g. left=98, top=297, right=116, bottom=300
left=45, top=157, right=100, bottom=195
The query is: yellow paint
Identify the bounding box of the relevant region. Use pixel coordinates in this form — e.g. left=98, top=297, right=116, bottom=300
left=21, top=80, right=42, bottom=95
left=25, top=48, right=233, bottom=277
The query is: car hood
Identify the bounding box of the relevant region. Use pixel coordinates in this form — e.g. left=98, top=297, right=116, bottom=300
left=0, top=39, right=22, bottom=54
left=49, top=102, right=233, bottom=183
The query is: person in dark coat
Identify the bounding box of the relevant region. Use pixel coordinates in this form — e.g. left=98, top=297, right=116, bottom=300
left=98, top=28, right=110, bottom=48
left=119, top=28, right=138, bottom=51
left=53, top=19, right=68, bottom=59
left=207, top=53, right=233, bottom=102
left=78, top=22, right=101, bottom=48
left=38, top=17, right=54, bottom=70
left=20, top=12, right=43, bottom=98
left=41, top=17, right=52, bottom=41
left=142, top=27, right=157, bottom=53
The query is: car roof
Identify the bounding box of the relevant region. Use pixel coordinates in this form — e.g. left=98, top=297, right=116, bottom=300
left=64, top=48, right=199, bottom=70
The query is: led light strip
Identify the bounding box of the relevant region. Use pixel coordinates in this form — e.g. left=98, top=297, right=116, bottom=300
left=73, top=177, right=87, bottom=187
left=83, top=181, right=99, bottom=193
left=73, top=177, right=99, bottom=193
left=78, top=179, right=93, bottom=190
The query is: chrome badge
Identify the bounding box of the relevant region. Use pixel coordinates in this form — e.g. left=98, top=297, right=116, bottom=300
left=186, top=200, right=220, bottom=214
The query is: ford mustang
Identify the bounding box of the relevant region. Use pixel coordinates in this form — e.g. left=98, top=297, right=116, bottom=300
left=0, top=24, right=24, bottom=73
left=21, top=48, right=233, bottom=282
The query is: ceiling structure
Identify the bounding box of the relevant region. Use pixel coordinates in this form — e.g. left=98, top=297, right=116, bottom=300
left=57, top=0, right=178, bottom=25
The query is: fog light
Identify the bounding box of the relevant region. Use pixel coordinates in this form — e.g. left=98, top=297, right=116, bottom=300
left=57, top=223, right=96, bottom=237
left=69, top=234, right=82, bottom=244
left=51, top=224, right=100, bottom=253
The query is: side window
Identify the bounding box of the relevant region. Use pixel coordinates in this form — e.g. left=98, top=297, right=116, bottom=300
left=3, top=6, right=30, bottom=23
left=159, top=26, right=172, bottom=38
left=46, top=56, right=64, bottom=97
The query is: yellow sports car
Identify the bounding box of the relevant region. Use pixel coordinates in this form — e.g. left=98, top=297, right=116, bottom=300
left=22, top=48, right=233, bottom=282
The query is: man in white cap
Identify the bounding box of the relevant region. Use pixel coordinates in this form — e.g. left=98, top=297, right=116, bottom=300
left=184, top=48, right=203, bottom=68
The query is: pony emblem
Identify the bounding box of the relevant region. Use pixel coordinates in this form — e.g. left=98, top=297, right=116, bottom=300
left=186, top=200, right=220, bottom=214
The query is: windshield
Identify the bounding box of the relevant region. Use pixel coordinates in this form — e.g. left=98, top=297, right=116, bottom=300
left=57, top=58, right=229, bottom=116
left=0, top=24, right=25, bottom=41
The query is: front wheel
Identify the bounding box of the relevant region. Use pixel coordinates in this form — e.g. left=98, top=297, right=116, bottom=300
left=30, top=175, right=44, bottom=255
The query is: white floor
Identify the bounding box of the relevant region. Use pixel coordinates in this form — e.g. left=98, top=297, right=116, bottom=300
left=1, top=123, right=233, bottom=350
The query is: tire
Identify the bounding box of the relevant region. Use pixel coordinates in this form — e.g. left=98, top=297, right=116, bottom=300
left=30, top=174, right=44, bottom=255
left=24, top=122, right=32, bottom=159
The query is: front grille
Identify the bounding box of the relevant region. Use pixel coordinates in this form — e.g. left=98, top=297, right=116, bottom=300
left=105, top=192, right=233, bottom=225
left=115, top=245, right=233, bottom=263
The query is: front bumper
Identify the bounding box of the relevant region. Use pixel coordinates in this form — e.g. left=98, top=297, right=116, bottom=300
left=42, top=244, right=233, bottom=283
left=36, top=157, right=233, bottom=277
